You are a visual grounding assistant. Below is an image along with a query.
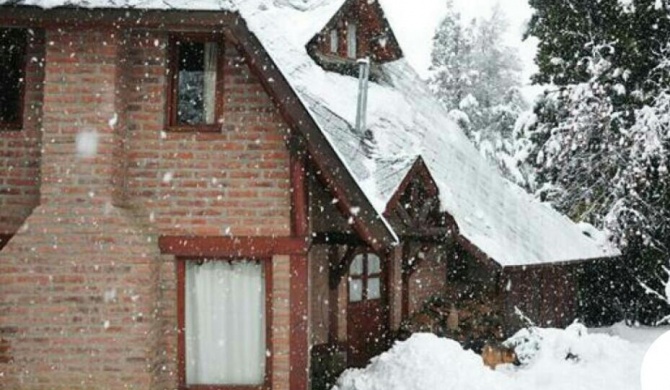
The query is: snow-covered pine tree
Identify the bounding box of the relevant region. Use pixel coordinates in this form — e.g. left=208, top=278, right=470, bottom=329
left=518, top=0, right=670, bottom=325
left=429, top=3, right=526, bottom=179
left=429, top=2, right=477, bottom=111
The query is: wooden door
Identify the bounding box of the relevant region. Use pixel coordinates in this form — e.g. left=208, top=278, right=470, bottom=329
left=347, top=252, right=390, bottom=367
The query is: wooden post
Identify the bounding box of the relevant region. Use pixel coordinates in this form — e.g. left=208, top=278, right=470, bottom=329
left=401, top=242, right=410, bottom=320
left=327, top=245, right=340, bottom=344
left=387, top=244, right=404, bottom=331
left=290, top=152, right=309, bottom=390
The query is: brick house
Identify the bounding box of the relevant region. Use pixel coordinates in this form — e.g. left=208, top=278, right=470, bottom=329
left=0, top=0, right=618, bottom=389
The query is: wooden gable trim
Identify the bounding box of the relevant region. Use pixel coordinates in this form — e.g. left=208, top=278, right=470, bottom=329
left=384, top=157, right=439, bottom=217
left=226, top=20, right=396, bottom=254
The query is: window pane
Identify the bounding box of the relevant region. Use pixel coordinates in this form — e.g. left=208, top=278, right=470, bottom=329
left=350, top=254, right=364, bottom=276
left=349, top=278, right=363, bottom=302
left=185, top=260, right=265, bottom=385
left=347, top=22, right=357, bottom=59
left=329, top=29, right=338, bottom=53
left=368, top=277, right=381, bottom=300
left=0, top=29, right=25, bottom=125
left=368, top=254, right=381, bottom=274
left=177, top=41, right=218, bottom=125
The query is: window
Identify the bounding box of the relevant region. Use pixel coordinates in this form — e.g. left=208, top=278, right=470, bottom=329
left=179, top=259, right=271, bottom=388
left=348, top=252, right=382, bottom=302
left=346, top=22, right=357, bottom=59
left=0, top=28, right=27, bottom=130
left=329, top=29, right=339, bottom=54
left=168, top=34, right=224, bottom=131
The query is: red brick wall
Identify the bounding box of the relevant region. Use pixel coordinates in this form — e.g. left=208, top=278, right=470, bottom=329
left=0, top=22, right=297, bottom=390
left=0, top=29, right=44, bottom=235
left=125, top=31, right=291, bottom=237
left=0, top=28, right=163, bottom=389
left=122, top=31, right=294, bottom=389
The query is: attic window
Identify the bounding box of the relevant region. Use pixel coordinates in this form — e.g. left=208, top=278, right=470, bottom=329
left=329, top=29, right=339, bottom=54
left=0, top=28, right=27, bottom=130
left=168, top=34, right=224, bottom=131
left=347, top=22, right=357, bottom=59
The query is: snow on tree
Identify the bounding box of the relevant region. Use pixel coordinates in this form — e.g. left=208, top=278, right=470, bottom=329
left=429, top=2, right=527, bottom=180
left=517, top=0, right=670, bottom=324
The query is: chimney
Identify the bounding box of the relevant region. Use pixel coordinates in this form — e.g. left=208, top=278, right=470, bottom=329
left=355, top=57, right=370, bottom=136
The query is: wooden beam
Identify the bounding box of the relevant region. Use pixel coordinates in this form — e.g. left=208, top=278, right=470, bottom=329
left=158, top=236, right=308, bottom=257
left=0, top=6, right=240, bottom=30
left=311, top=232, right=367, bottom=246
left=290, top=153, right=309, bottom=390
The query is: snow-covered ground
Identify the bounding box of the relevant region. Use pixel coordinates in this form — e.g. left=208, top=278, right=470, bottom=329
left=333, top=323, right=670, bottom=390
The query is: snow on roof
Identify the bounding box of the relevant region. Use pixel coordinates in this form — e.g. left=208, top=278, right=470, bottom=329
left=235, top=1, right=620, bottom=266
left=2, top=0, right=620, bottom=266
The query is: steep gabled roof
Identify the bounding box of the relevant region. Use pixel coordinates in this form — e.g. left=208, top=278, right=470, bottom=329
left=0, top=0, right=620, bottom=266
left=233, top=0, right=620, bottom=266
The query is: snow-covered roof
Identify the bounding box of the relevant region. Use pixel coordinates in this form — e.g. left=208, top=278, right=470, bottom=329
left=1, top=0, right=620, bottom=266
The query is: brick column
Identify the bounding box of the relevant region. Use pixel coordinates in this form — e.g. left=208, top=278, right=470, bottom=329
left=40, top=28, right=126, bottom=205
left=0, top=28, right=162, bottom=389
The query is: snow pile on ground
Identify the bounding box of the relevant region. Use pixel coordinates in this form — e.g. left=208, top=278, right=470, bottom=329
left=334, top=323, right=668, bottom=390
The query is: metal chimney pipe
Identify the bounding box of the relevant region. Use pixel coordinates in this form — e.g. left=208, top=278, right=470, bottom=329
left=355, top=57, right=370, bottom=135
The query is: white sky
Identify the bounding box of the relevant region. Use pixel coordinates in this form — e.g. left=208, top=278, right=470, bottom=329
left=381, top=0, right=541, bottom=101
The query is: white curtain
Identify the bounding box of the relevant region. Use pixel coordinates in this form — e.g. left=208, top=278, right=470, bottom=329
left=185, top=260, right=266, bottom=385
left=203, top=42, right=218, bottom=124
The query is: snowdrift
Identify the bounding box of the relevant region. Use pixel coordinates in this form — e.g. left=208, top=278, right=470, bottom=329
left=333, top=324, right=652, bottom=390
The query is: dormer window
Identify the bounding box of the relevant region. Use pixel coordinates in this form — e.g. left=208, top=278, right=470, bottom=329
left=347, top=22, right=357, bottom=59
left=329, top=29, right=339, bottom=54
left=306, top=0, right=403, bottom=77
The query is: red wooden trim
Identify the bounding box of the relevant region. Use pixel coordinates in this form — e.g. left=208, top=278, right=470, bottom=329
left=177, top=259, right=187, bottom=387
left=166, top=33, right=226, bottom=131
left=0, top=234, right=12, bottom=251
left=177, top=257, right=273, bottom=390
left=0, top=8, right=240, bottom=30
left=159, top=236, right=308, bottom=257
left=291, top=153, right=308, bottom=237
left=289, top=151, right=309, bottom=390
left=289, top=254, right=309, bottom=390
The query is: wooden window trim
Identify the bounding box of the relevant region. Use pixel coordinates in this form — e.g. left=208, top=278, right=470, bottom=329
left=177, top=256, right=273, bottom=390
left=348, top=251, right=383, bottom=303
left=166, top=32, right=226, bottom=133
left=0, top=28, right=27, bottom=132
